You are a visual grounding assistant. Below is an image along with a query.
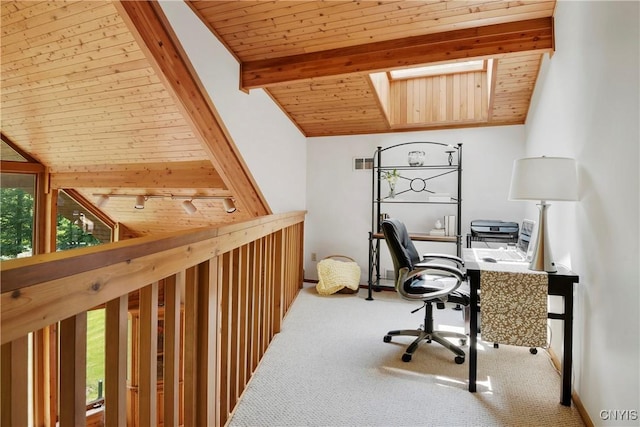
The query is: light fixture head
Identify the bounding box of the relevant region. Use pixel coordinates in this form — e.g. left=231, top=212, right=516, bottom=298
left=508, top=156, right=579, bottom=273
left=96, top=194, right=109, bottom=208
left=134, top=195, right=146, bottom=210
left=181, top=200, right=197, bottom=214
left=509, top=157, right=578, bottom=202
left=223, top=198, right=236, bottom=213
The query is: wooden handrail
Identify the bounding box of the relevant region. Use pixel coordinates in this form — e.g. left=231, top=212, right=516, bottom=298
left=1, top=210, right=304, bottom=292
left=1, top=211, right=305, bottom=427
left=1, top=211, right=305, bottom=345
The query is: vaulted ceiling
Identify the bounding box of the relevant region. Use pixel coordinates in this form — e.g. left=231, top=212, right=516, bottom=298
left=1, top=0, right=555, bottom=236
left=188, top=0, right=555, bottom=136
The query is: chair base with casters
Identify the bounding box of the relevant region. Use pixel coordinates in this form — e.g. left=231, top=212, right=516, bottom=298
left=383, top=300, right=467, bottom=364
left=380, top=218, right=470, bottom=365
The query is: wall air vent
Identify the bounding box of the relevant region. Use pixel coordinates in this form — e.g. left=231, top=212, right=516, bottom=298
left=353, top=157, right=374, bottom=171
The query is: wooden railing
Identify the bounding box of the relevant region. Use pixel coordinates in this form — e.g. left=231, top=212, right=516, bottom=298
left=1, top=211, right=306, bottom=427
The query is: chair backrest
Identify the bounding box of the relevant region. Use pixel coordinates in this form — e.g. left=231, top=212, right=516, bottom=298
left=381, top=219, right=421, bottom=279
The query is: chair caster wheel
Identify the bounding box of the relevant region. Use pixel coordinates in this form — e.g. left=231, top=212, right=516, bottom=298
left=454, top=356, right=465, bottom=364
left=529, top=347, right=538, bottom=354
left=401, top=353, right=412, bottom=362
left=383, top=335, right=391, bottom=343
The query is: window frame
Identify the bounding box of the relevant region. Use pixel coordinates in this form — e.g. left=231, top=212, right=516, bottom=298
left=388, top=60, right=486, bottom=81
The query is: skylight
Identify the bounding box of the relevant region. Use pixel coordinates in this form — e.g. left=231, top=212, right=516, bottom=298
left=389, top=60, right=485, bottom=80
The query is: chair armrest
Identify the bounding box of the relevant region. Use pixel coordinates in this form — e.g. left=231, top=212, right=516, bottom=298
left=398, top=264, right=465, bottom=301
left=422, top=253, right=464, bottom=268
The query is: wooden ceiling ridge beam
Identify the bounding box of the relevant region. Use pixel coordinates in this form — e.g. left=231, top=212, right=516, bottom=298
left=49, top=160, right=227, bottom=190
left=241, top=17, right=554, bottom=90
left=115, top=0, right=270, bottom=217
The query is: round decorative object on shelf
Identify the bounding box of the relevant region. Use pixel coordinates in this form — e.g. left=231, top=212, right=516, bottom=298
left=408, top=150, right=425, bottom=166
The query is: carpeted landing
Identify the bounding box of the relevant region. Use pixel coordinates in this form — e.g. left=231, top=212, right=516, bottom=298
left=228, top=283, right=585, bottom=426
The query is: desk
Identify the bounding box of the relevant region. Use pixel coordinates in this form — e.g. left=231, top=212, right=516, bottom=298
left=463, top=249, right=579, bottom=406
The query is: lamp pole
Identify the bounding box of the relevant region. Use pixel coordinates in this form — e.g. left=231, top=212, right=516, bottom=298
left=530, top=200, right=557, bottom=273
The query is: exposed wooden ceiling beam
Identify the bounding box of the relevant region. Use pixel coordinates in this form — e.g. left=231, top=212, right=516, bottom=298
left=116, top=0, right=270, bottom=217
left=49, top=160, right=226, bottom=191
left=241, top=17, right=554, bottom=90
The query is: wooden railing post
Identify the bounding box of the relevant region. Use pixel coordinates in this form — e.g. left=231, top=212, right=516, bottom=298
left=219, top=252, right=231, bottom=425
left=183, top=267, right=198, bottom=427
left=273, top=229, right=285, bottom=334
left=59, top=314, right=87, bottom=427
left=1, top=336, right=29, bottom=427
left=196, top=259, right=218, bottom=426
left=163, top=273, right=182, bottom=427
left=238, top=245, right=250, bottom=391
left=138, top=283, right=159, bottom=427
left=105, top=296, right=128, bottom=427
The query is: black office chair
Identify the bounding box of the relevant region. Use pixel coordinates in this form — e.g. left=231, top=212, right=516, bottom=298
left=381, top=218, right=470, bottom=364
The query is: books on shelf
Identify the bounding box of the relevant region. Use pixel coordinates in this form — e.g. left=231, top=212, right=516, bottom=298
left=444, top=215, right=456, bottom=236
left=428, top=216, right=456, bottom=237
left=428, top=193, right=451, bottom=202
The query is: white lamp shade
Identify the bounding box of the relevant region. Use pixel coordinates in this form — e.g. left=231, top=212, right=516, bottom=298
left=509, top=157, right=578, bottom=201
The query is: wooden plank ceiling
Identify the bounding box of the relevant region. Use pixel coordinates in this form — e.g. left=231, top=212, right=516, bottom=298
left=1, top=0, right=555, bottom=236
left=1, top=0, right=269, bottom=237
left=188, top=0, right=555, bottom=136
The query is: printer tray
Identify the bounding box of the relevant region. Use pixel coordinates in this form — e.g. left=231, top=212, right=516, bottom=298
left=470, top=220, right=519, bottom=238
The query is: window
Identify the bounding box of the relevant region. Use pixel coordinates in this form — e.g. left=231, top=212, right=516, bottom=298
left=0, top=173, right=36, bottom=259
left=56, top=191, right=111, bottom=250
left=389, top=60, right=485, bottom=80
left=1, top=140, right=30, bottom=162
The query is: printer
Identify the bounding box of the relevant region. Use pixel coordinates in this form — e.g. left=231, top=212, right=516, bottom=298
left=470, top=220, right=519, bottom=239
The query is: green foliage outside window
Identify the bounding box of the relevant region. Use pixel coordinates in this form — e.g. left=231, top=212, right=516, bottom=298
left=2, top=185, right=107, bottom=404
left=1, top=188, right=102, bottom=257
left=56, top=213, right=101, bottom=250
left=86, top=309, right=106, bottom=403
left=0, top=188, right=34, bottom=259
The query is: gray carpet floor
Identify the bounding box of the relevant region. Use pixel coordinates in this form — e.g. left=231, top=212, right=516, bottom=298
left=228, top=283, right=585, bottom=426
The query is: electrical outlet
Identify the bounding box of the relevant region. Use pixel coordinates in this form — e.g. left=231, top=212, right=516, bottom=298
left=311, top=252, right=317, bottom=261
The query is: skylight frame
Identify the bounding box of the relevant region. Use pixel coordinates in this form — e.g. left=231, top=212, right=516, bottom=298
left=388, top=60, right=486, bottom=80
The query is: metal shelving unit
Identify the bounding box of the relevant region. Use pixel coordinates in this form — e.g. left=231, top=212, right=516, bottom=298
left=367, top=142, right=462, bottom=300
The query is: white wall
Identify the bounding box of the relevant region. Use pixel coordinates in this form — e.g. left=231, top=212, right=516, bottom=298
left=159, top=1, right=307, bottom=213
left=525, top=1, right=639, bottom=424
left=305, top=126, right=527, bottom=280
left=161, top=1, right=640, bottom=422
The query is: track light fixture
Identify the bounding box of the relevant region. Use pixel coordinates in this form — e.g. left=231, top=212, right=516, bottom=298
left=93, top=193, right=237, bottom=214
left=95, top=194, right=109, bottom=208
left=134, top=195, right=146, bottom=210
left=181, top=199, right=197, bottom=214
left=223, top=198, right=237, bottom=213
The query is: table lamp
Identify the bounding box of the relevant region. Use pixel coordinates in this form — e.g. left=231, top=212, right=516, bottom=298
left=509, top=156, right=578, bottom=272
